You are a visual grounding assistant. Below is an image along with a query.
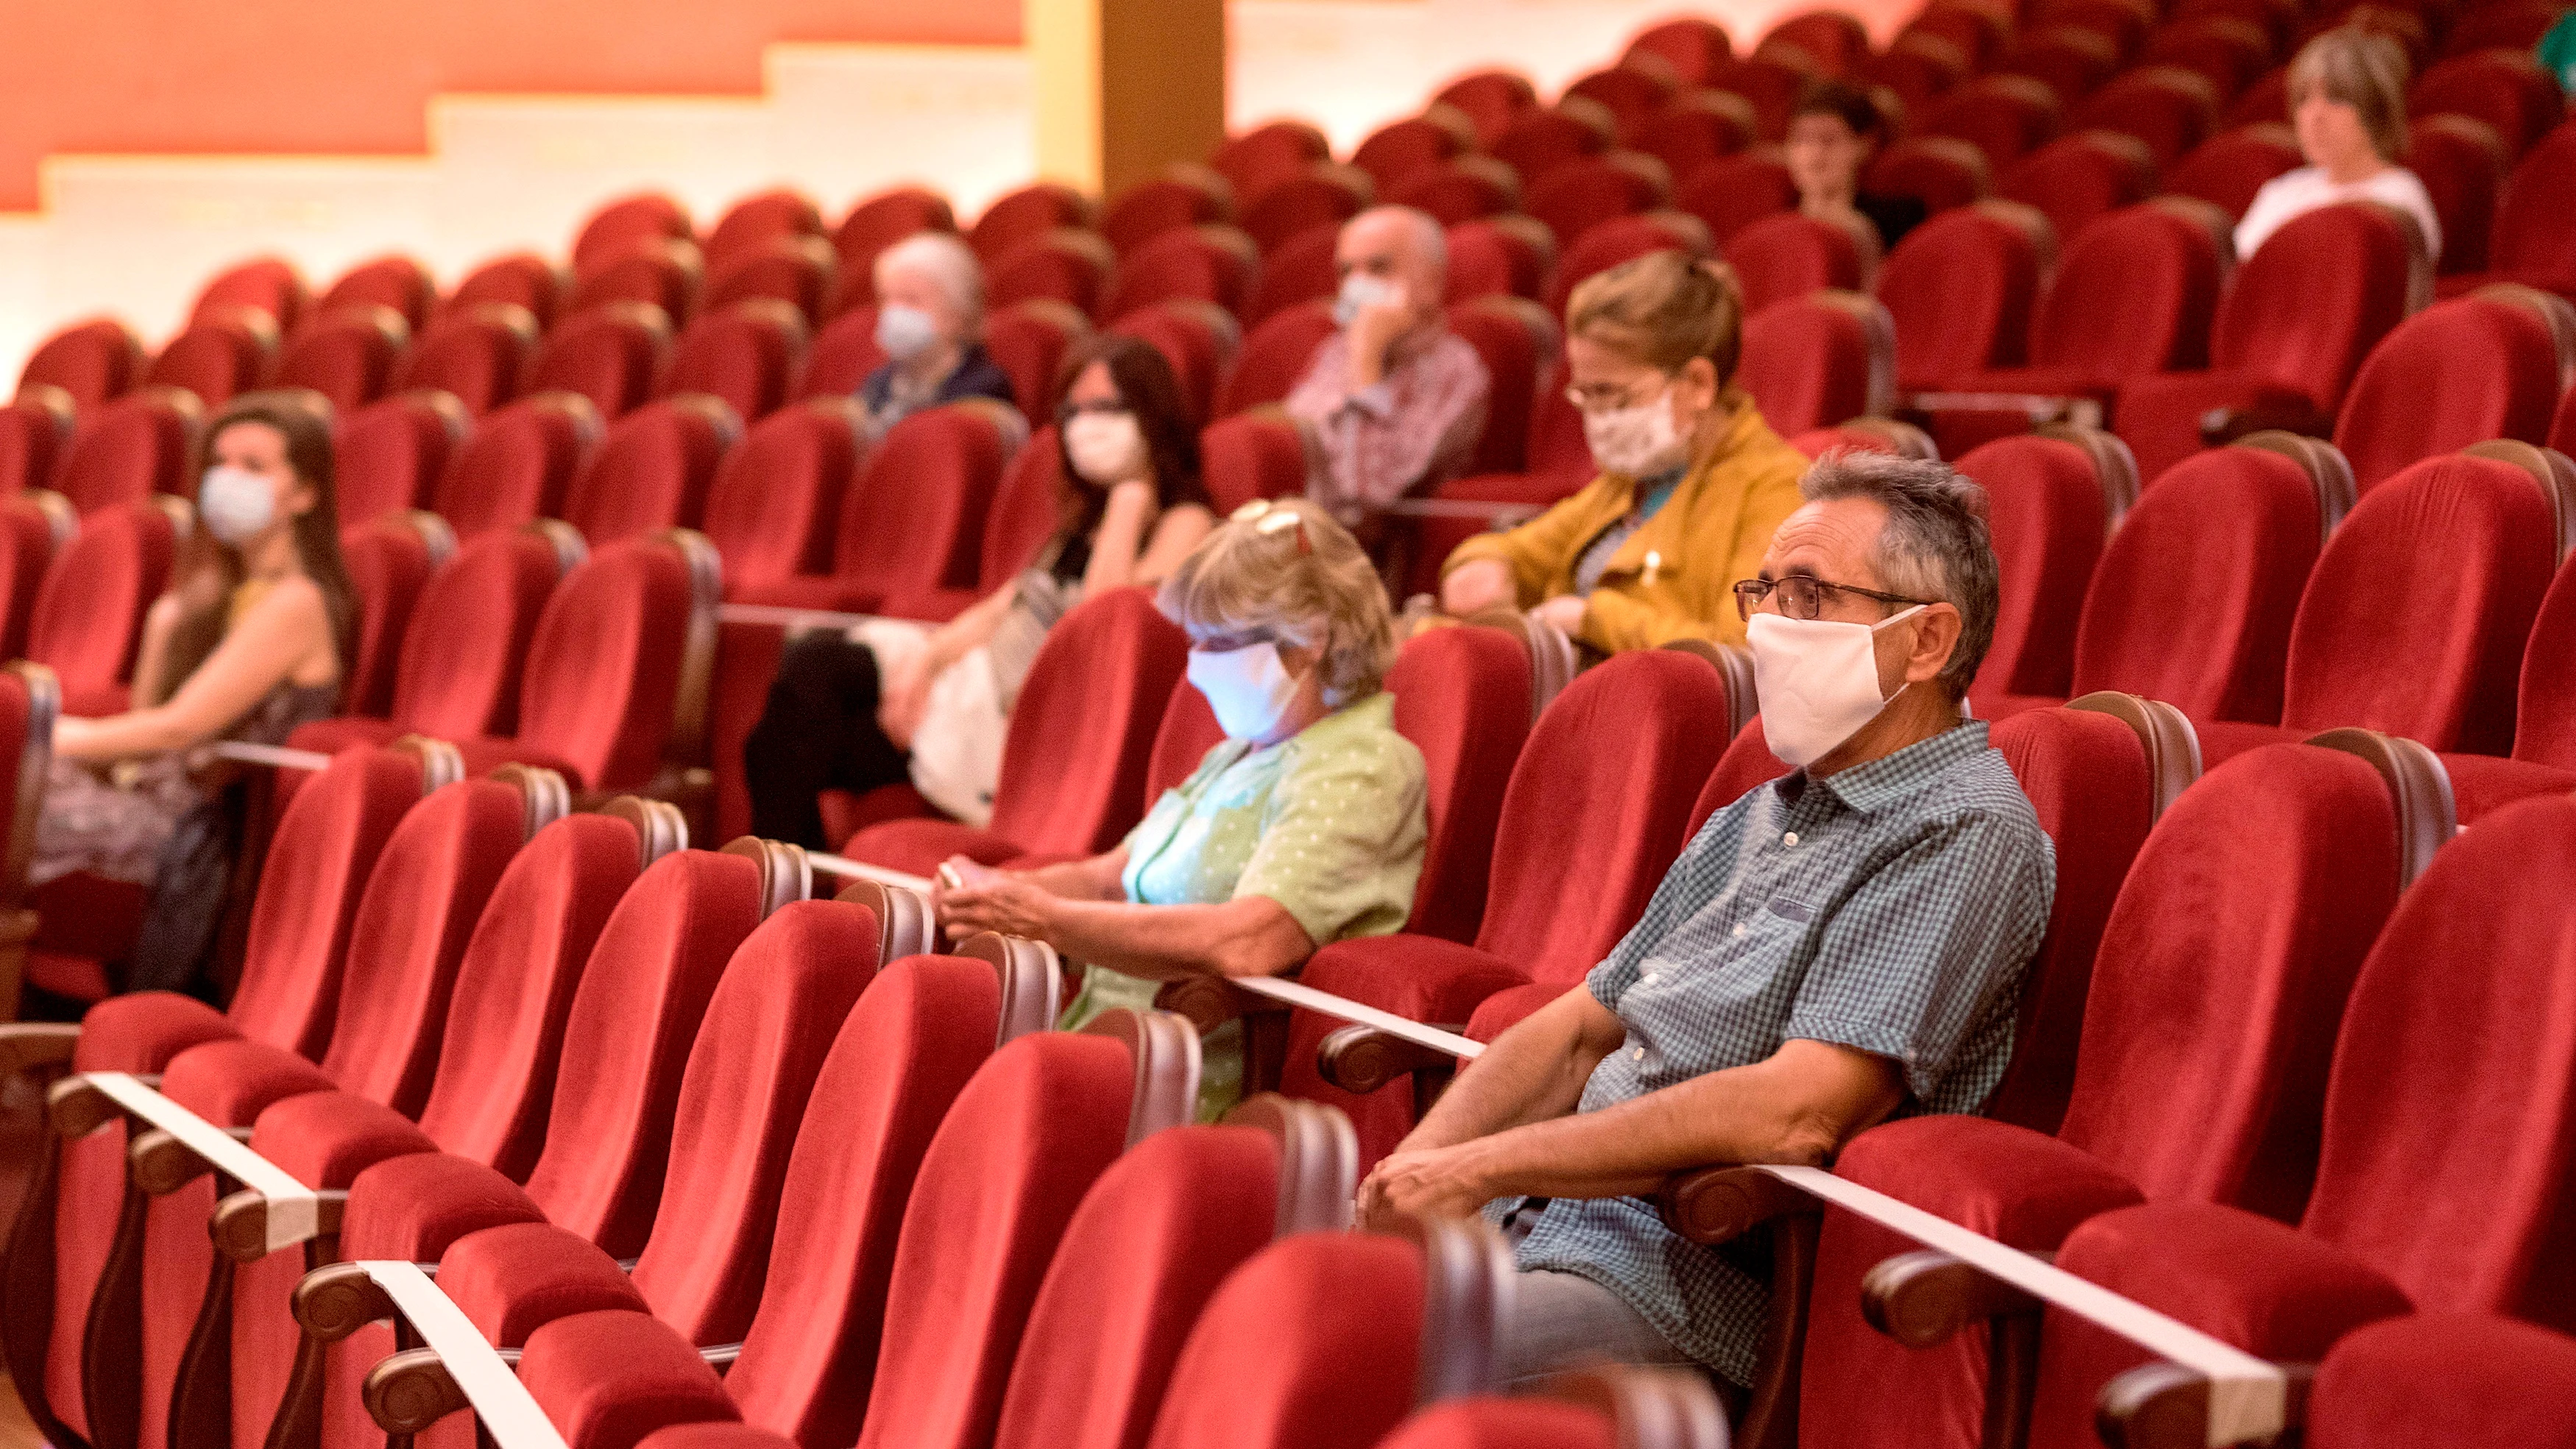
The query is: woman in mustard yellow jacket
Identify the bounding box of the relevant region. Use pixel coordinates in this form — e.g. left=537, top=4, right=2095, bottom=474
left=1440, top=251, right=1808, bottom=653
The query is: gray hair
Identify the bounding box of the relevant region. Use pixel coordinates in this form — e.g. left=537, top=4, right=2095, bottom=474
left=1798, top=450, right=2000, bottom=702
left=874, top=231, right=986, bottom=327
left=1347, top=205, right=1450, bottom=288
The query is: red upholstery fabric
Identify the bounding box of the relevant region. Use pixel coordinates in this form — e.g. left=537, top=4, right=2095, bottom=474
left=1959, top=436, right=2113, bottom=704
left=521, top=1311, right=743, bottom=1449
left=1216, top=304, right=1334, bottom=418
left=1922, top=77, right=2062, bottom=169
left=274, top=307, right=408, bottom=413
left=1108, top=303, right=1237, bottom=428
left=533, top=305, right=676, bottom=420
left=2068, top=444, right=2322, bottom=721
left=573, top=196, right=693, bottom=279
left=1384, top=626, right=1533, bottom=943
left=1142, top=1233, right=1425, bottom=1449
left=1387, top=160, right=1519, bottom=228
left=1374, top=1400, right=1613, bottom=1449
left=1433, top=71, right=1540, bottom=145
left=563, top=397, right=737, bottom=547
left=395, top=305, right=539, bottom=416
left=0, top=496, right=60, bottom=664
left=2472, top=119, right=2576, bottom=294
left=1560, top=67, right=1674, bottom=139
left=2410, top=115, right=2507, bottom=274
left=17, top=318, right=147, bottom=411
left=1876, top=204, right=2048, bottom=389
left=988, top=232, right=1113, bottom=319
left=1998, top=27, right=2122, bottom=111
left=466, top=534, right=701, bottom=791
left=852, top=1033, right=1136, bottom=1449
left=2497, top=562, right=2576, bottom=770
left=336, top=391, right=467, bottom=524
left=2118, top=204, right=2418, bottom=480
left=2309, top=1314, right=2576, bottom=1449
left=796, top=306, right=886, bottom=401
left=146, top=311, right=277, bottom=410
left=1543, top=213, right=1708, bottom=319
left=1143, top=681, right=1226, bottom=800
left=1738, top=293, right=1879, bottom=436
left=439, top=1223, right=652, bottom=1345
left=1197, top=410, right=1305, bottom=516
left=319, top=254, right=434, bottom=330
left=703, top=191, right=823, bottom=272
left=966, top=183, right=1094, bottom=264
left=431, top=392, right=601, bottom=539
left=1630, top=96, right=1757, bottom=187
left=0, top=387, right=75, bottom=494
left=702, top=240, right=834, bottom=325
left=2165, top=123, right=2303, bottom=219
left=355, top=526, right=563, bottom=743
left=572, top=244, right=702, bottom=330
left=54, top=388, right=197, bottom=514
left=734, top=401, right=1013, bottom=614
left=1490, top=104, right=1613, bottom=188
left=1722, top=213, right=1865, bottom=313
left=1524, top=155, right=1668, bottom=251
left=698, top=400, right=863, bottom=589
left=1864, top=137, right=1994, bottom=216
left=2015, top=201, right=2225, bottom=386
left=1442, top=298, right=1552, bottom=476
left=2411, top=50, right=2563, bottom=157
left=2068, top=68, right=2220, bottom=164
left=1100, top=173, right=1226, bottom=258
left=973, top=303, right=1080, bottom=428
left=1101, top=226, right=1258, bottom=321
left=1208, top=121, right=1335, bottom=203
left=990, top=1126, right=1281, bottom=1449
left=1352, top=114, right=1471, bottom=194
left=1283, top=651, right=1730, bottom=1164
left=2332, top=294, right=2566, bottom=492
left=1236, top=167, right=1370, bottom=254
left=24, top=497, right=172, bottom=713
left=192, top=258, right=308, bottom=333
left=662, top=305, right=806, bottom=424
left=2140, top=16, right=2274, bottom=96
left=1240, top=227, right=1337, bottom=326
left=1443, top=219, right=1553, bottom=305
left=339, top=517, right=440, bottom=718
left=450, top=255, right=567, bottom=331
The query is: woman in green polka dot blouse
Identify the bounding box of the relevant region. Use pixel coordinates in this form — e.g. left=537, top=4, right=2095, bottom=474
left=935, top=497, right=1429, bottom=1118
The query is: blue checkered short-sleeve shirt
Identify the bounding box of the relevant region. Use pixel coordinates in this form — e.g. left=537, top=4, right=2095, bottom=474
left=1508, top=720, right=2055, bottom=1386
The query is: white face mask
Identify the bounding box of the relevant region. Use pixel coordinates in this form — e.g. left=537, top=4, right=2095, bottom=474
left=1333, top=272, right=1398, bottom=328
left=1582, top=386, right=1690, bottom=478
left=198, top=465, right=280, bottom=546
left=1063, top=409, right=1147, bottom=485
left=1747, top=604, right=1926, bottom=768
left=874, top=303, right=941, bottom=362
left=1187, top=641, right=1305, bottom=740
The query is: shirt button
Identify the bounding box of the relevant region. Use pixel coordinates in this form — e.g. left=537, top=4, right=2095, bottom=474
left=1632, top=1047, right=1645, bottom=1060
left=1731, top=923, right=1747, bottom=938
left=1783, top=831, right=1800, bottom=847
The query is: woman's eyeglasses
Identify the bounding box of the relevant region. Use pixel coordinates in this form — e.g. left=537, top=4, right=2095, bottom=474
left=1055, top=400, right=1132, bottom=425
left=1732, top=575, right=1931, bottom=621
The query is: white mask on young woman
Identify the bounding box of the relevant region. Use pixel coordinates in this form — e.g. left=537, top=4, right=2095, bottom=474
left=1063, top=409, right=1148, bottom=485
left=1186, top=641, right=1305, bottom=740
left=197, top=466, right=279, bottom=546
left=1581, top=386, right=1690, bottom=478
left=1745, top=605, right=1926, bottom=768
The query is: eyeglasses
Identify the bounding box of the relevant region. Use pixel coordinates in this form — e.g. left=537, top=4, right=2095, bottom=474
left=1565, top=378, right=1671, bottom=412
left=1732, top=574, right=1932, bottom=621
left=1055, top=400, right=1130, bottom=425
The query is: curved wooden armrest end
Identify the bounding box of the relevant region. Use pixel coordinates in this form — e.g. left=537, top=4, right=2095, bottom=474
left=364, top=1348, right=470, bottom=1436
left=698, top=1343, right=743, bottom=1368
left=130, top=1126, right=219, bottom=1195
left=2097, top=1360, right=2311, bottom=1449
left=45, top=1072, right=118, bottom=1138
left=0, top=1021, right=79, bottom=1080
left=1317, top=1024, right=1460, bottom=1094
left=211, top=1187, right=346, bottom=1263
left=1655, top=1166, right=1819, bottom=1245
left=1859, top=1248, right=2044, bottom=1347
left=294, top=1262, right=399, bottom=1341
left=1153, top=974, right=1285, bottom=1036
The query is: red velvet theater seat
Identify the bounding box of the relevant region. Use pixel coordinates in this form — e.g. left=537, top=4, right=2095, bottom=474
left=1387, top=158, right=1521, bottom=229
left=2441, top=548, right=2576, bottom=818
left=16, top=317, right=148, bottom=412
left=1525, top=153, right=1671, bottom=252
left=1279, top=648, right=1735, bottom=1166
left=1489, top=102, right=1615, bottom=188
left=531, top=303, right=676, bottom=421
left=1624, top=17, right=1730, bottom=85
left=1722, top=212, right=1869, bottom=314
left=2164, top=122, right=2303, bottom=219
left=1543, top=211, right=1711, bottom=319
left=1864, top=137, right=1994, bottom=219
left=191, top=258, right=308, bottom=334
left=2116, top=202, right=2424, bottom=481
left=2435, top=118, right=2576, bottom=300
left=694, top=398, right=865, bottom=592
left=392, top=305, right=539, bottom=418
left=1101, top=168, right=1231, bottom=258
left=2307, top=1314, right=2576, bottom=1449
left=1433, top=70, right=1539, bottom=146
left=1920, top=76, right=2062, bottom=171
left=1238, top=226, right=1335, bottom=326
left=1795, top=739, right=2434, bottom=1449
left=573, top=242, right=703, bottom=331
left=1195, top=408, right=1306, bottom=520
left=1875, top=201, right=2054, bottom=393
left=447, top=254, right=568, bottom=332
left=0, top=386, right=77, bottom=495
left=701, top=189, right=824, bottom=274
left=561, top=396, right=740, bottom=548
left=572, top=194, right=694, bottom=280
left=662, top=303, right=808, bottom=425
left=1236, top=164, right=1371, bottom=256
left=335, top=390, right=469, bottom=525
left=1442, top=296, right=1555, bottom=476
left=1629, top=93, right=1758, bottom=189
left=316, top=255, right=434, bottom=332
left=1206, top=120, right=1332, bottom=205
left=702, top=237, right=837, bottom=325
left=1100, top=225, right=1260, bottom=322
left=0, top=492, right=71, bottom=664
left=273, top=306, right=409, bottom=414
left=1444, top=216, right=1556, bottom=307
left=1737, top=290, right=1893, bottom=436
left=1216, top=302, right=1335, bottom=418
left=2023, top=790, right=2576, bottom=1449
left=1957, top=428, right=2136, bottom=708
left=2410, top=114, right=2508, bottom=277
left=1351, top=112, right=1474, bottom=194
left=23, top=495, right=183, bottom=717
left=988, top=230, right=1116, bottom=320
left=2410, top=49, right=2563, bottom=159
left=2329, top=286, right=2572, bottom=492
left=427, top=392, right=603, bottom=540
left=967, top=183, right=1097, bottom=265
left=339, top=511, right=456, bottom=719
left=52, top=386, right=200, bottom=515
left=2068, top=67, right=2221, bottom=166
left=146, top=309, right=279, bottom=411
left=795, top=306, right=887, bottom=401
left=1559, top=65, right=1674, bottom=142
left=977, top=300, right=1085, bottom=428
left=1109, top=301, right=1241, bottom=428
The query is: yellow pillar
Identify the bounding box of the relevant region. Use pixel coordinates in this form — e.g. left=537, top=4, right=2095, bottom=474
left=1027, top=0, right=1227, bottom=199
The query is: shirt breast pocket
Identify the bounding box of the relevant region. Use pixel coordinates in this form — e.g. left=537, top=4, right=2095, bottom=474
left=1763, top=895, right=1814, bottom=924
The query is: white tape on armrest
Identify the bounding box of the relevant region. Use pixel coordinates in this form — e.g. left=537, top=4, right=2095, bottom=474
left=353, top=1261, right=570, bottom=1449
left=84, top=1071, right=322, bottom=1254
left=206, top=741, right=336, bottom=771
left=1758, top=1163, right=2285, bottom=1446
left=1229, top=977, right=1487, bottom=1060
left=807, top=855, right=935, bottom=890
left=715, top=603, right=880, bottom=632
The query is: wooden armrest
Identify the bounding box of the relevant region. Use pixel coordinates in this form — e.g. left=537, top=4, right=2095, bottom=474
left=1153, top=974, right=1284, bottom=1035
left=698, top=1343, right=743, bottom=1368
left=1903, top=392, right=2105, bottom=428
left=1316, top=1024, right=1463, bottom=1094
left=2198, top=397, right=2332, bottom=446
left=46, top=1071, right=123, bottom=1137
left=2098, top=1361, right=2315, bottom=1449
left=1377, top=498, right=1543, bottom=527
left=213, top=1186, right=347, bottom=1262
left=1655, top=1165, right=1822, bottom=1244
left=0, top=1022, right=79, bottom=1078
left=129, top=1124, right=255, bottom=1194
left=294, top=1261, right=400, bottom=1343
left=365, top=1348, right=470, bottom=1436
left=1860, top=1247, right=2047, bottom=1347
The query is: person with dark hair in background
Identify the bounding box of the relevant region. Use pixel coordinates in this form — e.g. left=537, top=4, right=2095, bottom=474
left=35, top=389, right=355, bottom=995
left=746, top=334, right=1216, bottom=849
left=1785, top=79, right=1925, bottom=252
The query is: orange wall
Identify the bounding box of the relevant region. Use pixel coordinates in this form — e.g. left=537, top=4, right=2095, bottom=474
left=0, top=0, right=1023, bottom=208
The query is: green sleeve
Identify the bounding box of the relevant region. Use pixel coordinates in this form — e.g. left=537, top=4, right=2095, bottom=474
left=1232, top=727, right=1429, bottom=947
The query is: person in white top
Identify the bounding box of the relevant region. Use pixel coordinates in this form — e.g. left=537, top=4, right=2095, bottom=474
left=2234, top=27, right=2442, bottom=265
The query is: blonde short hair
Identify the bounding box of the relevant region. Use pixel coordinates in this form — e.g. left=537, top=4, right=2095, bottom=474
left=1566, top=249, right=1747, bottom=385
left=2289, top=27, right=2412, bottom=161
left=1156, top=497, right=1397, bottom=707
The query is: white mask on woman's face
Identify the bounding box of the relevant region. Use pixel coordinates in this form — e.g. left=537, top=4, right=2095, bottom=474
left=1581, top=384, right=1691, bottom=478
left=1186, top=641, right=1304, bottom=740
left=198, top=465, right=279, bottom=546
left=1063, top=409, right=1147, bottom=485
left=1745, top=605, right=1926, bottom=768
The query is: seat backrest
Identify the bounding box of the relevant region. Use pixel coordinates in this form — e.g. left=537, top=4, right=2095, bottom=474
left=2513, top=564, right=2576, bottom=769
left=26, top=498, right=180, bottom=701
left=1922, top=75, right=2062, bottom=169
left=570, top=242, right=702, bottom=330
left=0, top=494, right=68, bottom=663
left=313, top=776, right=532, bottom=1113
left=339, top=512, right=452, bottom=718
left=1490, top=104, right=1614, bottom=187
left=1217, top=303, right=1335, bottom=419
left=1443, top=216, right=1555, bottom=306
left=273, top=306, right=408, bottom=414
left=2410, top=49, right=2563, bottom=156
left=1443, top=297, right=1556, bottom=475
left=1864, top=135, right=1995, bottom=216
left=2072, top=441, right=2336, bottom=720
left=2164, top=122, right=2303, bottom=219
left=1386, top=626, right=1532, bottom=943
left=2332, top=290, right=2571, bottom=492
left=2409, top=114, right=2508, bottom=274
left=1389, top=159, right=1520, bottom=230
left=2211, top=202, right=2422, bottom=411
left=1723, top=212, right=1868, bottom=315
left=2028, top=202, right=2228, bottom=375
left=698, top=398, right=866, bottom=588
left=528, top=302, right=674, bottom=420
left=991, top=1124, right=1287, bottom=1449
left=704, top=235, right=836, bottom=324
left=429, top=392, right=603, bottom=539
left=968, top=183, right=1097, bottom=264
left=520, top=849, right=765, bottom=1256
left=191, top=258, right=308, bottom=333
left=1198, top=408, right=1309, bottom=517
left=986, top=589, right=1191, bottom=857
left=145, top=310, right=277, bottom=411
left=1475, top=651, right=1733, bottom=982
left=852, top=1032, right=1140, bottom=1449
left=829, top=400, right=1021, bottom=597
left=662, top=302, right=808, bottom=424
left=512, top=531, right=718, bottom=791
left=2056, top=744, right=2406, bottom=1221
left=1102, top=225, right=1259, bottom=321
left=2067, top=68, right=2220, bottom=165
left=1241, top=225, right=1339, bottom=326
left=988, top=230, right=1116, bottom=320
left=336, top=389, right=468, bottom=525
left=1353, top=113, right=1473, bottom=194
left=1738, top=291, right=1891, bottom=435
left=833, top=186, right=957, bottom=296
left=1543, top=211, right=1712, bottom=319
left=2491, top=119, right=2576, bottom=277
left=2309, top=1314, right=2576, bottom=1449
left=1433, top=69, right=1540, bottom=144
left=1236, top=165, right=1371, bottom=255
left=414, top=810, right=644, bottom=1179
left=2000, top=132, right=2157, bottom=249
left=572, top=194, right=693, bottom=277
left=1875, top=201, right=2053, bottom=386
left=628, top=899, right=882, bottom=1343
left=2281, top=452, right=2561, bottom=752
left=983, top=300, right=1085, bottom=426
left=224, top=747, right=431, bottom=1056
left=2301, top=793, right=2576, bottom=1325
left=390, top=305, right=537, bottom=418
left=1958, top=432, right=2124, bottom=704
left=18, top=319, right=146, bottom=411
left=0, top=387, right=77, bottom=496
left=705, top=188, right=826, bottom=272
left=1109, top=302, right=1242, bottom=429
left=972, top=425, right=1064, bottom=593
left=448, top=254, right=567, bottom=331
left=561, top=395, right=740, bottom=547
left=1524, top=154, right=1670, bottom=252
left=53, top=387, right=201, bottom=514
left=1144, top=677, right=1228, bottom=801
left=386, top=526, right=569, bottom=738
left=721, top=954, right=1002, bottom=1443
left=799, top=303, right=888, bottom=403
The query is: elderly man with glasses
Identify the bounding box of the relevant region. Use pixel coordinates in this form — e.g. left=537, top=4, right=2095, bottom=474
left=1358, top=450, right=2056, bottom=1404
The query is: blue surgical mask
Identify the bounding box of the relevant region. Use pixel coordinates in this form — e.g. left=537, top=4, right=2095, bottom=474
left=1332, top=272, right=1398, bottom=328
left=874, top=303, right=941, bottom=361
left=1186, top=641, right=1304, bottom=740
left=197, top=465, right=278, bottom=546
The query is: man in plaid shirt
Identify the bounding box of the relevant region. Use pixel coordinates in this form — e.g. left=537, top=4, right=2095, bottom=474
left=1357, top=451, right=2056, bottom=1397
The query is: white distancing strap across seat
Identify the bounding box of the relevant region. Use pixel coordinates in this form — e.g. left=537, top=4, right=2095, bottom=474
left=715, top=603, right=880, bottom=631
left=808, top=854, right=945, bottom=890
left=353, top=1260, right=570, bottom=1449
left=207, top=740, right=335, bottom=771
left=84, top=1071, right=323, bottom=1254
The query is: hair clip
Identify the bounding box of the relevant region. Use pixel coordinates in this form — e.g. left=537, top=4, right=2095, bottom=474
left=1234, top=497, right=1314, bottom=554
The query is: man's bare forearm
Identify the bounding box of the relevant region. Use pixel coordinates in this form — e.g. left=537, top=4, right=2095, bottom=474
left=1398, top=989, right=1621, bottom=1154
